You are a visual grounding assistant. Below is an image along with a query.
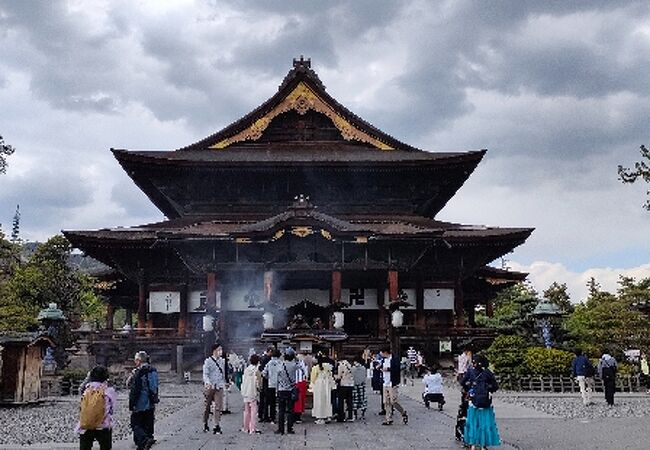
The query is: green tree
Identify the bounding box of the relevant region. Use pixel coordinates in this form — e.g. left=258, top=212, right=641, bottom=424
left=477, top=282, right=539, bottom=341
left=543, top=282, right=573, bottom=314
left=618, top=144, right=650, bottom=210
left=0, top=235, right=103, bottom=331
left=564, top=277, right=650, bottom=357
left=484, top=334, right=529, bottom=387
left=0, top=135, right=15, bottom=174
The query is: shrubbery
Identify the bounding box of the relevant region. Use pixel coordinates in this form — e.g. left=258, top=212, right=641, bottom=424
left=523, top=347, right=574, bottom=376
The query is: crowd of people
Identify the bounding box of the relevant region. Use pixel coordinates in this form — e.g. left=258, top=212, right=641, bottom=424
left=72, top=343, right=508, bottom=450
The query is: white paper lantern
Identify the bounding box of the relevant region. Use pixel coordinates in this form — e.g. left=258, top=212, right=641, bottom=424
left=202, top=315, right=214, bottom=332
left=263, top=312, right=274, bottom=330
left=333, top=311, right=344, bottom=329
left=391, top=309, right=404, bottom=328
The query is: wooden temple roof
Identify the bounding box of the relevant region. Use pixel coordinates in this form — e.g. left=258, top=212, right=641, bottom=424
left=64, top=205, right=533, bottom=245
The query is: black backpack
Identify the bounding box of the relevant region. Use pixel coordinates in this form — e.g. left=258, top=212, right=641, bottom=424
left=469, top=371, right=494, bottom=408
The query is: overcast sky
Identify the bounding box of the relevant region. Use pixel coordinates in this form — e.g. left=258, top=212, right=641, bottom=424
left=1, top=0, right=649, bottom=302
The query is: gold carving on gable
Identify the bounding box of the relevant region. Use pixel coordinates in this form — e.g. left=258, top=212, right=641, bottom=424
left=210, top=82, right=393, bottom=150
left=290, top=226, right=314, bottom=238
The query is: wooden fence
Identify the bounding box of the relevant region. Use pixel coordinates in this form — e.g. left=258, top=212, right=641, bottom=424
left=497, top=374, right=645, bottom=393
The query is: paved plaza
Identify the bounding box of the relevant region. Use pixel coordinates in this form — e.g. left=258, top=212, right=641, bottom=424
left=3, top=382, right=650, bottom=450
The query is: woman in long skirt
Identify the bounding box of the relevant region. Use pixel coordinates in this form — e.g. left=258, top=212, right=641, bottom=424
left=310, top=354, right=335, bottom=424
left=461, top=355, right=500, bottom=449
left=293, top=357, right=308, bottom=423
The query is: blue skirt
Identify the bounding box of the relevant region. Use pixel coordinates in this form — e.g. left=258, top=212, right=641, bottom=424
left=464, top=405, right=501, bottom=447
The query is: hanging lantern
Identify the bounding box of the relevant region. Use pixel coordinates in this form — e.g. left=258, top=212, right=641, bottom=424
left=263, top=312, right=274, bottom=330
left=391, top=309, right=404, bottom=328
left=333, top=311, right=344, bottom=329
left=202, top=314, right=214, bottom=332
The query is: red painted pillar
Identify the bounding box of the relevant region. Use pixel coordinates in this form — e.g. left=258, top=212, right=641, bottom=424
left=331, top=270, right=342, bottom=304
left=388, top=270, right=398, bottom=303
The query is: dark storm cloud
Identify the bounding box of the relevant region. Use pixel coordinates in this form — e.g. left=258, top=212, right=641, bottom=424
left=0, top=166, right=93, bottom=233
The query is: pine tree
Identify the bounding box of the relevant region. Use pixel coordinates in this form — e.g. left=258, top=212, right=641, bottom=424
left=0, top=135, right=15, bottom=174
left=10, top=205, right=20, bottom=244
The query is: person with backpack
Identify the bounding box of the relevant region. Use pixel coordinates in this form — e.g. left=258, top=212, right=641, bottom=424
left=461, top=355, right=500, bottom=449
left=598, top=353, right=618, bottom=406
left=203, top=343, right=229, bottom=434
left=572, top=348, right=595, bottom=406
left=335, top=357, right=354, bottom=422
left=76, top=365, right=116, bottom=450
left=275, top=347, right=298, bottom=435
left=128, top=351, right=159, bottom=450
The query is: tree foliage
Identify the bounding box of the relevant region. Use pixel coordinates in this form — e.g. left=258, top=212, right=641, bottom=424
left=618, top=144, right=650, bottom=210
left=0, top=235, right=104, bottom=331
left=523, top=347, right=574, bottom=376
left=478, top=282, right=539, bottom=341
left=564, top=277, right=650, bottom=357
left=0, top=135, right=15, bottom=174
left=543, top=281, right=573, bottom=314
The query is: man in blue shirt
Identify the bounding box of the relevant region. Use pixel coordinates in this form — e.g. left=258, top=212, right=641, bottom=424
left=571, top=348, right=595, bottom=406
left=128, top=351, right=159, bottom=450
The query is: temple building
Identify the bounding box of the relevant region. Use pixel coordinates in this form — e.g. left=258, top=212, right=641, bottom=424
left=64, top=58, right=532, bottom=366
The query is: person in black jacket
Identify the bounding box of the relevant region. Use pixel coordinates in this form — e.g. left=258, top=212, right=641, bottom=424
left=379, top=346, right=408, bottom=426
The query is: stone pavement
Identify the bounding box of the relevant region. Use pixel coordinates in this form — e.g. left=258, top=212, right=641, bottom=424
left=5, top=380, right=650, bottom=449
left=109, top=382, right=518, bottom=450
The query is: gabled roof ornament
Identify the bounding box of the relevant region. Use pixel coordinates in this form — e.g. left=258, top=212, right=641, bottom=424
left=279, top=55, right=325, bottom=91
left=293, top=55, right=311, bottom=69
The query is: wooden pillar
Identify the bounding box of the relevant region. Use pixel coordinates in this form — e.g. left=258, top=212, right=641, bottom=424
left=125, top=308, right=133, bottom=327
left=331, top=270, right=342, bottom=304
left=486, top=299, right=494, bottom=318
left=454, top=281, right=465, bottom=327
left=106, top=304, right=115, bottom=331
left=377, top=283, right=387, bottom=338
left=206, top=272, right=217, bottom=311
left=387, top=270, right=398, bottom=303
left=468, top=303, right=476, bottom=327
left=178, top=283, right=188, bottom=337
left=146, top=316, right=154, bottom=336
left=137, top=279, right=147, bottom=335
left=415, top=276, right=425, bottom=332
left=263, top=271, right=273, bottom=302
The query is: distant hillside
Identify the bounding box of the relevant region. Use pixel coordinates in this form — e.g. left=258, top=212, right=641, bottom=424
left=20, top=241, right=111, bottom=275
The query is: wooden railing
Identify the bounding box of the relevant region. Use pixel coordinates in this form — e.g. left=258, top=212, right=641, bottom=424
left=497, top=374, right=645, bottom=393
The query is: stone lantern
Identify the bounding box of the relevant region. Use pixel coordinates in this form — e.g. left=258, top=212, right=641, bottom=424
left=531, top=299, right=563, bottom=349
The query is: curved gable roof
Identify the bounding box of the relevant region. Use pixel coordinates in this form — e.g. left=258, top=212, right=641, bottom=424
left=178, top=57, right=419, bottom=152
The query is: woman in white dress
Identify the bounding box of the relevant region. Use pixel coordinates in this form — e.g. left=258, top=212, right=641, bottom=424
left=310, top=354, right=335, bottom=424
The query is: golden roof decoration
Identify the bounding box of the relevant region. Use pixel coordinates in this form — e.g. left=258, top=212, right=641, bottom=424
left=209, top=82, right=394, bottom=150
